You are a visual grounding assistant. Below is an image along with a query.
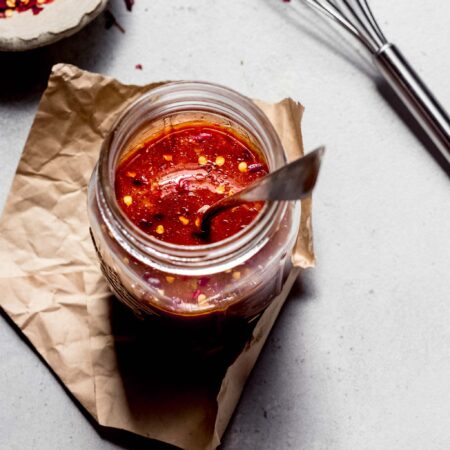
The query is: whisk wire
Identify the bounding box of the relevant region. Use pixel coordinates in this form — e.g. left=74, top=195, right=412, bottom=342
left=302, top=0, right=373, bottom=51
left=299, top=0, right=450, bottom=165
left=359, top=0, right=388, bottom=44
left=340, top=0, right=384, bottom=50
left=302, top=0, right=388, bottom=53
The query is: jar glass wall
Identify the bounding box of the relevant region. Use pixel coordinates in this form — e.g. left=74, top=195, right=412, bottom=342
left=88, top=82, right=300, bottom=330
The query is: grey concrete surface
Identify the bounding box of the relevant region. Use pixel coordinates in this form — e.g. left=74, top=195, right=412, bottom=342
left=1, top=0, right=449, bottom=449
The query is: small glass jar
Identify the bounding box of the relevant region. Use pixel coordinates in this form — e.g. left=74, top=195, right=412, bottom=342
left=88, top=82, right=300, bottom=353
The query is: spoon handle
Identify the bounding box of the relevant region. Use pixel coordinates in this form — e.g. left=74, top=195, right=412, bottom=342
left=199, top=146, right=325, bottom=235
left=238, top=146, right=325, bottom=202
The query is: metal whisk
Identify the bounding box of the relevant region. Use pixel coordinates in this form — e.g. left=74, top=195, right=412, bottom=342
left=301, top=0, right=450, bottom=164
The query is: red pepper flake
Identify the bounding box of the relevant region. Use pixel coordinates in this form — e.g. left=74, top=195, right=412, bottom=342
left=132, top=175, right=148, bottom=187
left=248, top=163, right=264, bottom=173
left=177, top=178, right=190, bottom=192
left=191, top=132, right=213, bottom=143
left=124, top=0, right=134, bottom=11
left=198, top=277, right=210, bottom=287
left=104, top=10, right=125, bottom=33
left=32, top=4, right=42, bottom=14
left=135, top=64, right=143, bottom=70
left=0, top=0, right=53, bottom=18
left=138, top=219, right=152, bottom=229
left=143, top=273, right=161, bottom=287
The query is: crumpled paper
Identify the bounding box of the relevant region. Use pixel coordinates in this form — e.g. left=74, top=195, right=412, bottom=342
left=0, top=64, right=314, bottom=450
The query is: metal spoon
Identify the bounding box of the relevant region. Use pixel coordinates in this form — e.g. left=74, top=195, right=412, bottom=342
left=198, top=146, right=325, bottom=237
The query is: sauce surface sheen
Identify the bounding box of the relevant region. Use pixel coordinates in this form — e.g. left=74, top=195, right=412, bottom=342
left=115, top=123, right=269, bottom=245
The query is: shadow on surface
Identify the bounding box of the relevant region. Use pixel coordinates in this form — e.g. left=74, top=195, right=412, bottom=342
left=98, top=427, right=179, bottom=450
left=107, top=295, right=261, bottom=449
left=264, top=0, right=450, bottom=175
left=220, top=272, right=314, bottom=449
left=1, top=269, right=310, bottom=450
left=262, top=0, right=375, bottom=77
left=0, top=307, right=179, bottom=449
left=376, top=77, right=450, bottom=176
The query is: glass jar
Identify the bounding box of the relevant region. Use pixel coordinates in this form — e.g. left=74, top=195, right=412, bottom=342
left=88, top=82, right=300, bottom=353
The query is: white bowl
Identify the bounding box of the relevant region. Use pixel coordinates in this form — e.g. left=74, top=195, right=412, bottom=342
left=0, top=0, right=108, bottom=51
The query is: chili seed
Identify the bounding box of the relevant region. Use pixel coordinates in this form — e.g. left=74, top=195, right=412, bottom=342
left=166, top=276, right=175, bottom=284
left=238, top=162, right=248, bottom=172
left=179, top=216, right=190, bottom=225
left=198, top=155, right=208, bottom=165
left=143, top=273, right=161, bottom=286
left=216, top=184, right=226, bottom=194
left=215, top=156, right=225, bottom=166
left=123, top=195, right=133, bottom=206
left=138, top=219, right=152, bottom=229
left=163, top=154, right=173, bottom=161
left=155, top=225, right=165, bottom=234
left=232, top=271, right=241, bottom=280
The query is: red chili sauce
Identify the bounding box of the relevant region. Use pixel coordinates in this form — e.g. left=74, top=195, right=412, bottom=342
left=115, top=123, right=269, bottom=245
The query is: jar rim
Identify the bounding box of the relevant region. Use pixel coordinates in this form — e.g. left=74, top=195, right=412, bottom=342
left=97, top=81, right=288, bottom=274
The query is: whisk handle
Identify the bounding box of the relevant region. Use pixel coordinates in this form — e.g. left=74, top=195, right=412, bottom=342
left=374, top=44, right=450, bottom=164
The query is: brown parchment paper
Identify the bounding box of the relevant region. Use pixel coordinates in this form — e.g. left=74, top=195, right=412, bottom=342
left=0, top=64, right=314, bottom=450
